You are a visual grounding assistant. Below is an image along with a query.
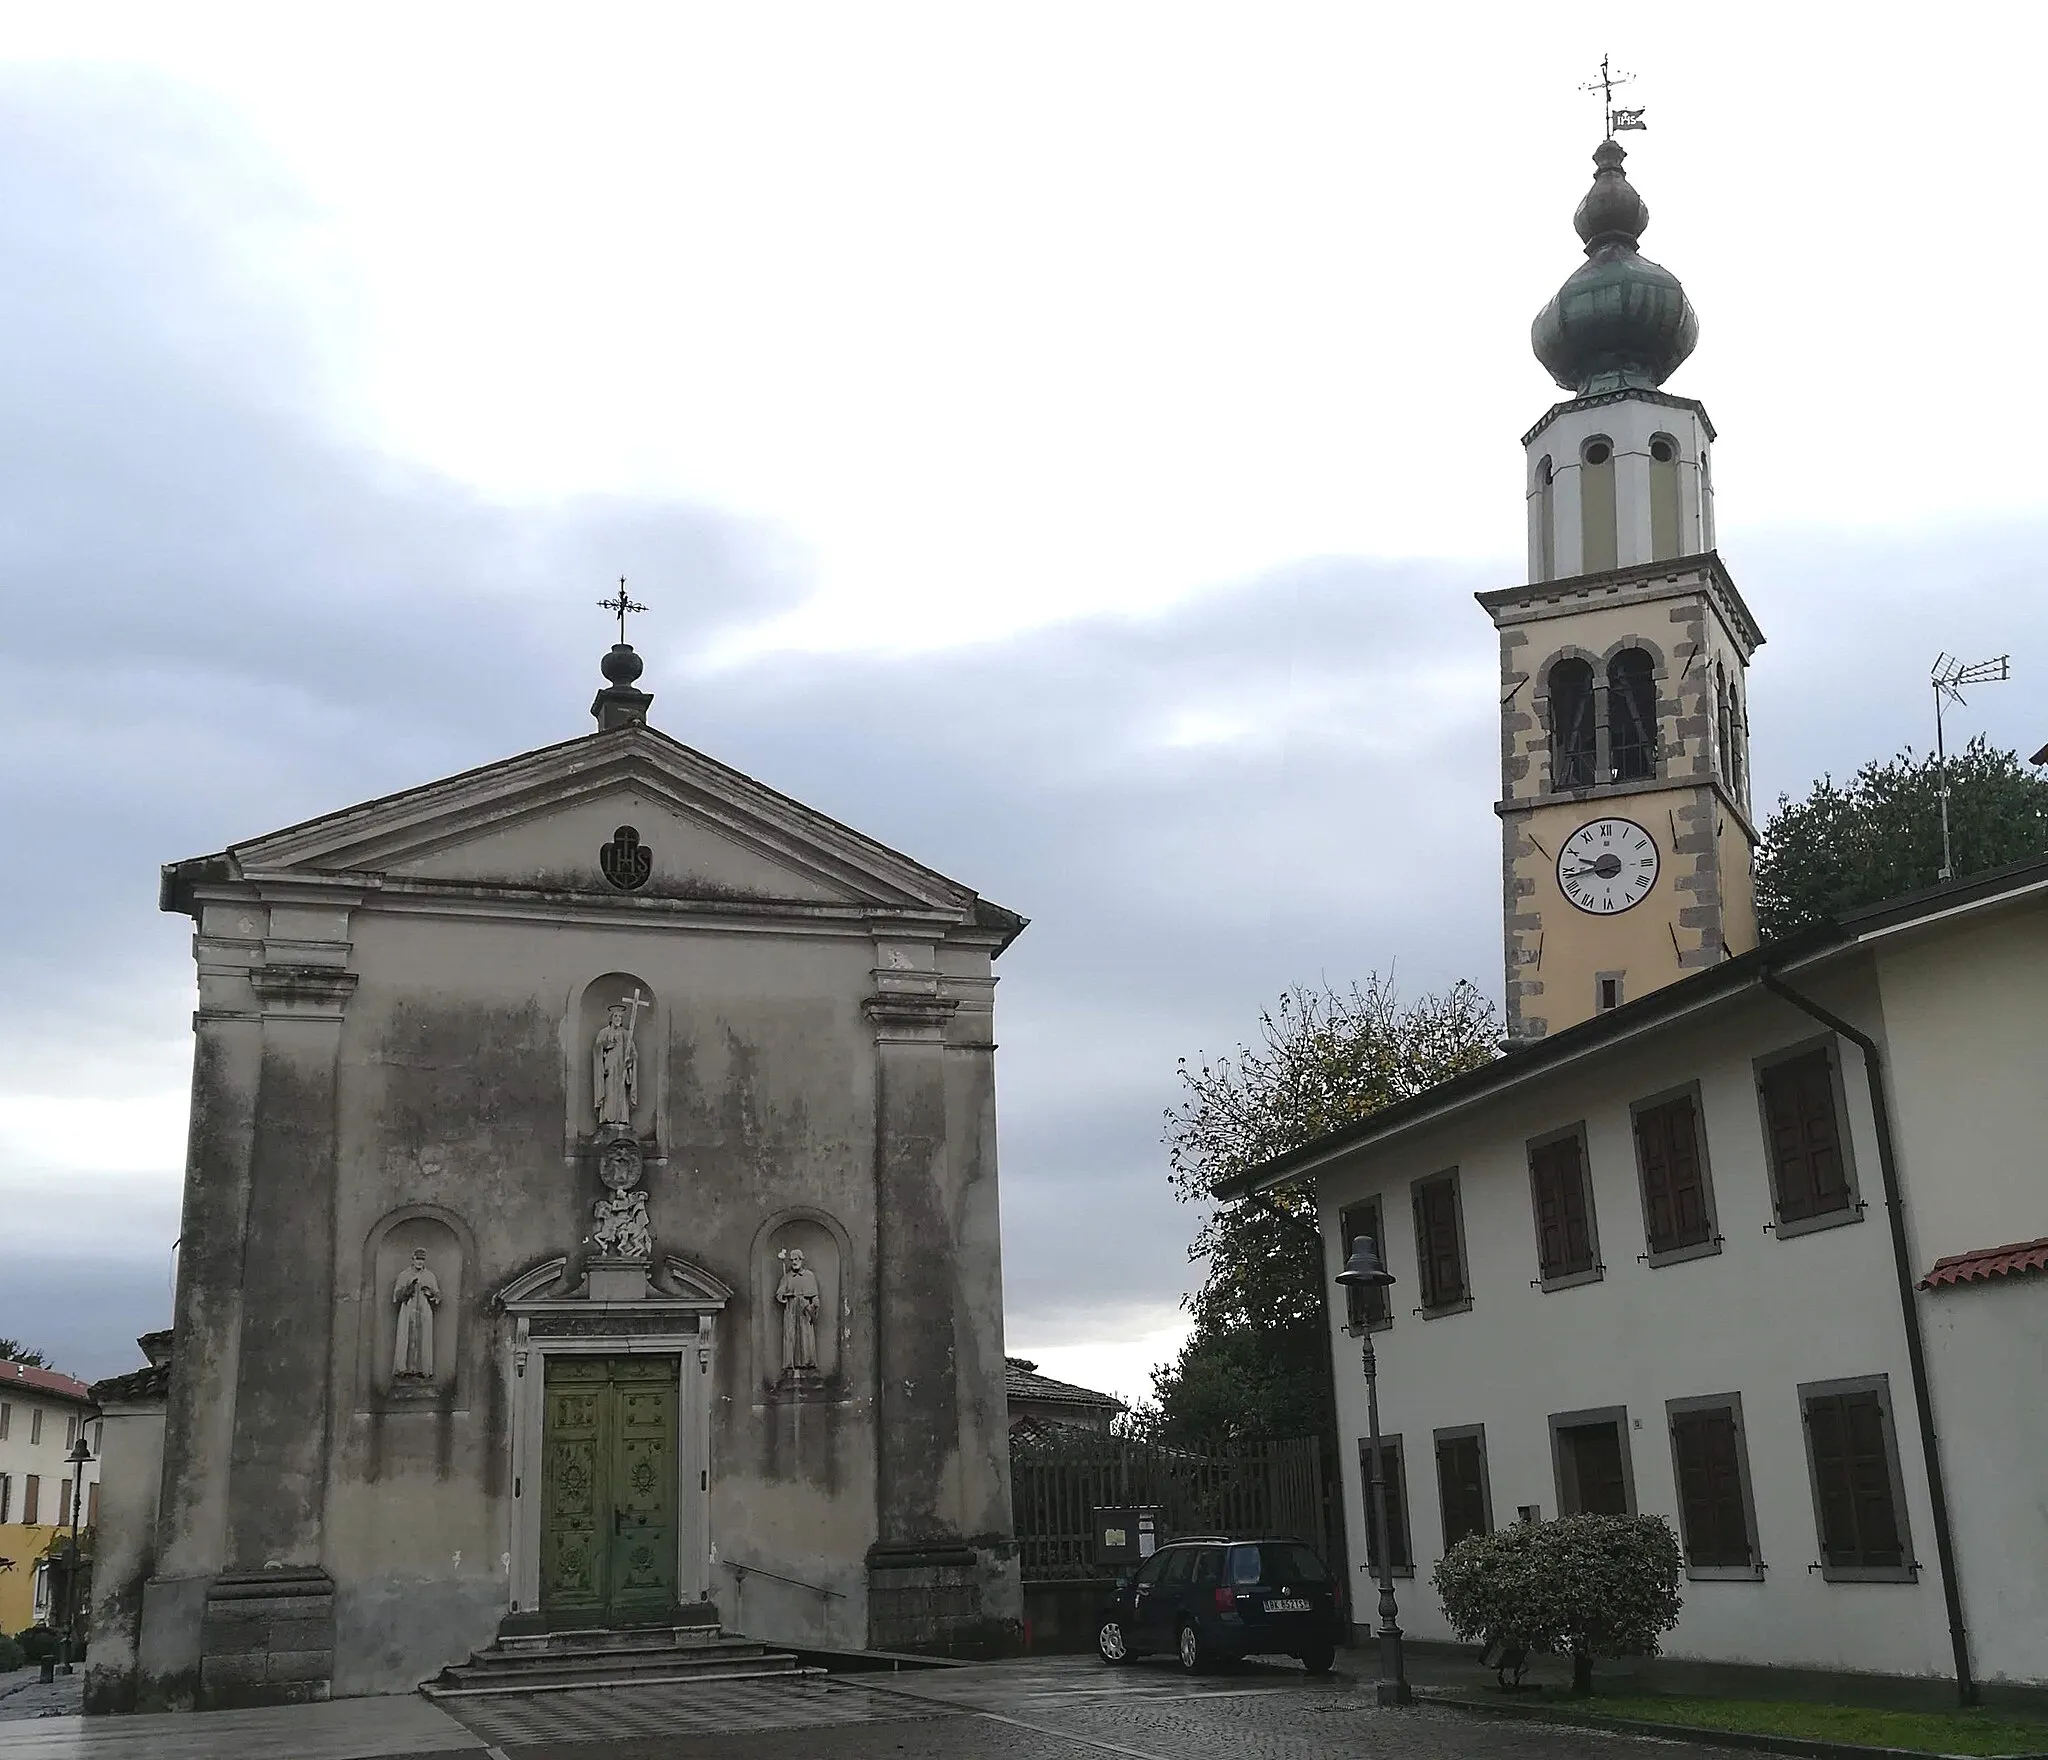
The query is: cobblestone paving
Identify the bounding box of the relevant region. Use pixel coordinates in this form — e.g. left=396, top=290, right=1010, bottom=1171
left=443, top=1676, right=951, bottom=1748
left=0, top=1667, right=82, bottom=1722
left=453, top=1655, right=1761, bottom=1759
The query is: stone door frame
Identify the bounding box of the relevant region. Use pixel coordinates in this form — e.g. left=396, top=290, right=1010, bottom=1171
left=497, top=1256, right=729, bottom=1621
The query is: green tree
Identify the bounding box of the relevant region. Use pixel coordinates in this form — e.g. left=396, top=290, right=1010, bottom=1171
left=1149, top=976, right=1498, bottom=1442
left=0, top=1339, right=48, bottom=1367
left=1756, top=739, right=2048, bottom=940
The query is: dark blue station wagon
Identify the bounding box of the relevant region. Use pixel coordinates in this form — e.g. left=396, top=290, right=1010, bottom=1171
left=1096, top=1537, right=1343, bottom=1674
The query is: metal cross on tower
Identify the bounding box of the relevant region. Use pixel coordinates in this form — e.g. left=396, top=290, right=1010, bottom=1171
left=598, top=577, right=648, bottom=645
left=1581, top=54, right=1647, bottom=138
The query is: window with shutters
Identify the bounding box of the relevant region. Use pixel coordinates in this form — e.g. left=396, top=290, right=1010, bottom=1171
left=1550, top=1408, right=1635, bottom=1517
left=1630, top=1085, right=1720, bottom=1264
left=1756, top=1043, right=1861, bottom=1236
left=87, top=1480, right=100, bottom=1528
left=1410, top=1172, right=1471, bottom=1314
left=1358, top=1435, right=1413, bottom=1572
left=30, top=1408, right=42, bottom=1446
left=1666, top=1394, right=1761, bottom=1577
left=0, top=1472, right=10, bottom=1523
left=1527, top=1125, right=1602, bottom=1289
left=23, top=1474, right=39, bottom=1524
left=1338, top=1197, right=1392, bottom=1332
left=1799, top=1376, right=1916, bottom=1582
left=1434, top=1426, right=1493, bottom=1548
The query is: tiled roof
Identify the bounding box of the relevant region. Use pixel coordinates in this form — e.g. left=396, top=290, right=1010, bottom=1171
left=92, top=1363, right=171, bottom=1404
left=1919, top=1236, right=2048, bottom=1290
left=1005, top=1357, right=1125, bottom=1411
left=0, top=1360, right=92, bottom=1404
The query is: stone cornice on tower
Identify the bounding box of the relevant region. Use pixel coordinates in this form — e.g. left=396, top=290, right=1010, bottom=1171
left=1477, top=550, right=1765, bottom=660
left=1521, top=387, right=1717, bottom=450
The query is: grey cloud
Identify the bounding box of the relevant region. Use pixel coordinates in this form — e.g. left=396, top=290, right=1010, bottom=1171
left=5, top=76, right=2046, bottom=1383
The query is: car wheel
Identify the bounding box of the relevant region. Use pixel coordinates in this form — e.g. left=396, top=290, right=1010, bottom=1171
left=1177, top=1621, right=1208, bottom=1674
left=1097, top=1618, right=1131, bottom=1665
left=1299, top=1642, right=1336, bottom=1676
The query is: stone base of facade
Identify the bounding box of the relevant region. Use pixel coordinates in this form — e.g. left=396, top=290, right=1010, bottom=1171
left=198, top=1567, right=336, bottom=1709
left=865, top=1543, right=1018, bottom=1658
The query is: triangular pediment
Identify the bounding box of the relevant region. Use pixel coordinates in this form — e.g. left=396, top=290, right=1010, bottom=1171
left=176, top=726, right=1018, bottom=930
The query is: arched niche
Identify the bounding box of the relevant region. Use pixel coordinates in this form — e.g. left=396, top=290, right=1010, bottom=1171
left=749, top=1208, right=852, bottom=1393
left=570, top=971, right=663, bottom=1143
left=360, top=1204, right=474, bottom=1409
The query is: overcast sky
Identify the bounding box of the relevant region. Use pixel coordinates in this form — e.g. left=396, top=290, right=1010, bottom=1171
left=2, top=5, right=2043, bottom=1398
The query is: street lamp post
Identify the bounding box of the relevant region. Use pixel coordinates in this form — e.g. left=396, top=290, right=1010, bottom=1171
left=59, top=1435, right=92, bottom=1677
left=1336, top=1237, right=1410, bottom=1707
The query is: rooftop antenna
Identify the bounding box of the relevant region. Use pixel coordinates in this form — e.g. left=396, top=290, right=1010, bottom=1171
left=1930, top=653, right=2011, bottom=881
left=1580, top=54, right=1648, bottom=139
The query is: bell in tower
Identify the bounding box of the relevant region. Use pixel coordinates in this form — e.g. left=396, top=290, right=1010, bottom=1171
left=1483, top=135, right=1765, bottom=1043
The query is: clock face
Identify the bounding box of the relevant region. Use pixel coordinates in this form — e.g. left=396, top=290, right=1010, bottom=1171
left=1558, top=818, right=1660, bottom=915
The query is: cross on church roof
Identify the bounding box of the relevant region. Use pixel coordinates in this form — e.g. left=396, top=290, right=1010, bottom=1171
left=1581, top=54, right=1647, bottom=138
left=598, top=577, right=648, bottom=645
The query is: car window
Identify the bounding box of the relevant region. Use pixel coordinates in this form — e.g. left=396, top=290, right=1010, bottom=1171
left=1192, top=1548, right=1221, bottom=1585
left=1132, top=1552, right=1169, bottom=1588
left=1158, top=1547, right=1196, bottom=1586
left=1227, top=1542, right=1333, bottom=1585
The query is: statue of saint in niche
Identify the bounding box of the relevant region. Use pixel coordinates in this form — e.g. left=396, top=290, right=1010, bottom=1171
left=776, top=1247, right=821, bottom=1373
left=591, top=989, right=649, bottom=1130
left=392, top=1248, right=442, bottom=1382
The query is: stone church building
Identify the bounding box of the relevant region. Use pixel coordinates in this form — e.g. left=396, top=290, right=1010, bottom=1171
left=87, top=640, right=1027, bottom=1709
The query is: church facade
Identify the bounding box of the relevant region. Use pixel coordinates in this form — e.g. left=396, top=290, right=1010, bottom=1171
left=87, top=644, right=1027, bottom=1709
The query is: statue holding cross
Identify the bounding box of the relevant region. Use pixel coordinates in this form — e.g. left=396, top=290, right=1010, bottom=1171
left=592, top=987, right=651, bottom=1130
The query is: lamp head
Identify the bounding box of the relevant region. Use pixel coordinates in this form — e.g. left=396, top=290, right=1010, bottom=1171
left=66, top=1436, right=92, bottom=1466
left=1336, top=1237, right=1395, bottom=1291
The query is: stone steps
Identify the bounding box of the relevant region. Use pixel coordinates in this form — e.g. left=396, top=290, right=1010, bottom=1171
left=424, top=1627, right=814, bottom=1699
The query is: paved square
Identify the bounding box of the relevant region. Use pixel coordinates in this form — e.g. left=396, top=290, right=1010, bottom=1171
left=439, top=1656, right=1762, bottom=1759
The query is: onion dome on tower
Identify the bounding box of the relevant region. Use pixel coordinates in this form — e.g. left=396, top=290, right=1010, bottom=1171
left=1531, top=138, right=1697, bottom=395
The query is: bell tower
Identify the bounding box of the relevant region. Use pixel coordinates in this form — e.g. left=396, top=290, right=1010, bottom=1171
left=1483, top=136, right=1764, bottom=1044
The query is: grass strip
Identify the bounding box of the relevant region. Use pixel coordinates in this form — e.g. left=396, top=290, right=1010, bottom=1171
left=1486, top=1691, right=2048, bottom=1757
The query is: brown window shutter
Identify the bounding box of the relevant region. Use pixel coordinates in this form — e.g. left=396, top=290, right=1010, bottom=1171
left=1673, top=1409, right=1750, bottom=1567
left=1531, top=1142, right=1569, bottom=1278
left=1843, top=1393, right=1903, bottom=1565
left=1635, top=1105, right=1679, bottom=1251
left=1638, top=1096, right=1709, bottom=1251
left=1554, top=1136, right=1593, bottom=1273
left=1416, top=1180, right=1465, bottom=1305
left=1360, top=1438, right=1412, bottom=1569
left=1341, top=1200, right=1388, bottom=1327
left=87, top=1480, right=100, bottom=1527
left=23, top=1474, right=38, bottom=1524
left=1806, top=1391, right=1902, bottom=1567
left=1437, top=1435, right=1488, bottom=1546
left=1764, top=1051, right=1850, bottom=1223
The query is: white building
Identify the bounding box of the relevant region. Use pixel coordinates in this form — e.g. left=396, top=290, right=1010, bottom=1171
left=1218, top=136, right=2047, bottom=1693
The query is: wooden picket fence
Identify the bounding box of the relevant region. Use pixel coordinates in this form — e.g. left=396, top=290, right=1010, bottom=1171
left=1009, top=1428, right=1343, bottom=1581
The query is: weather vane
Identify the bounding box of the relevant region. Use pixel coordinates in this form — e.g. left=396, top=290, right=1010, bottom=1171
left=1581, top=54, right=1647, bottom=139
left=597, top=576, right=647, bottom=645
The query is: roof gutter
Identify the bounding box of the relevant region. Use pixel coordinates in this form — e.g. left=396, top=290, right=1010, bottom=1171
left=1758, top=971, right=1975, bottom=1708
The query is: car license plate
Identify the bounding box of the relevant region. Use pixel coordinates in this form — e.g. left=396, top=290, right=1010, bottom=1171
left=1267, top=1597, right=1311, bottom=1612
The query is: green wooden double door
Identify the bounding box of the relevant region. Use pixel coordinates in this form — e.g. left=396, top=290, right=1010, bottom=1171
left=540, top=1356, right=681, bottom=1626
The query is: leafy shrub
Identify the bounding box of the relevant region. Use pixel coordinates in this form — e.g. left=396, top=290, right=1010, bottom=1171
left=1433, top=1514, right=1684, bottom=1694
left=14, top=1625, right=57, bottom=1663
left=0, top=1632, right=23, bottom=1671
